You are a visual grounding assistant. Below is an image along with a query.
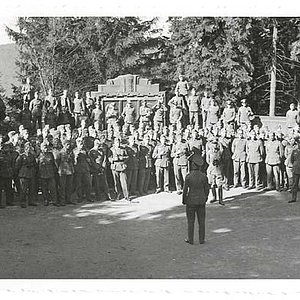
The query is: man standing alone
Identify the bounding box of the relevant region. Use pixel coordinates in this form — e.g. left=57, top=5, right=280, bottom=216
left=182, top=156, right=210, bottom=245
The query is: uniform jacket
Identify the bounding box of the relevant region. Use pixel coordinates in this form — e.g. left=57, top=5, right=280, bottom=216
left=188, top=95, right=200, bottom=112
left=109, top=146, right=128, bottom=172
left=152, top=143, right=171, bottom=168
left=208, top=105, right=220, bottom=124
left=126, top=144, right=139, bottom=170
left=237, top=106, right=253, bottom=124
left=139, top=106, right=152, bottom=122
left=231, top=138, right=247, bottom=162
left=284, top=144, right=296, bottom=168
left=54, top=148, right=75, bottom=176
left=206, top=149, right=224, bottom=175
left=73, top=148, right=91, bottom=174
left=0, top=149, right=14, bottom=178
left=286, top=110, right=298, bottom=128
left=38, top=152, right=57, bottom=179
left=246, top=139, right=264, bottom=163
left=291, top=148, right=300, bottom=174
left=171, top=141, right=189, bottom=166
left=122, top=106, right=136, bottom=124
left=265, top=140, right=283, bottom=165
left=182, top=170, right=210, bottom=205
left=15, top=152, right=37, bottom=179
left=89, top=148, right=106, bottom=174
left=138, top=144, right=153, bottom=169
left=222, top=107, right=236, bottom=124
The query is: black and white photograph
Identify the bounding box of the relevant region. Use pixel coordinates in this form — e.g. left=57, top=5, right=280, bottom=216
left=0, top=0, right=300, bottom=298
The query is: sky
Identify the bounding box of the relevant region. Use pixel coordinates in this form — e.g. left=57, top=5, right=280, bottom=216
left=1, top=0, right=300, bottom=45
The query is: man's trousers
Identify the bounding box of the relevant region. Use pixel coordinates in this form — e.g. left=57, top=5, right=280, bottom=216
left=186, top=204, right=206, bottom=244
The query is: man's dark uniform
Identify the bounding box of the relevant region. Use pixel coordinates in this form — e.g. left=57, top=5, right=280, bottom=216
left=182, top=157, right=210, bottom=244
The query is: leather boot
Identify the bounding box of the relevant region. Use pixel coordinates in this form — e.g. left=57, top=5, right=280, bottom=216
left=211, top=186, right=217, bottom=202
left=218, top=186, right=225, bottom=205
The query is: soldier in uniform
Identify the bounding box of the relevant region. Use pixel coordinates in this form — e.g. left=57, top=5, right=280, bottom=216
left=200, top=91, right=211, bottom=128
left=175, top=74, right=189, bottom=102
left=231, top=129, right=247, bottom=188
left=125, top=135, right=139, bottom=196
left=0, top=141, right=14, bottom=208
left=237, top=99, right=254, bottom=128
left=37, top=141, right=58, bottom=206
left=207, top=98, right=220, bottom=128
left=122, top=100, right=136, bottom=135
left=139, top=100, right=152, bottom=132
left=169, top=97, right=183, bottom=132
left=221, top=100, right=236, bottom=130
left=152, top=135, right=171, bottom=193
left=85, top=92, right=95, bottom=117
left=138, top=134, right=153, bottom=195
left=73, top=138, right=92, bottom=203
left=106, top=103, right=119, bottom=139
left=171, top=133, right=189, bottom=194
left=90, top=101, right=103, bottom=129
left=109, top=138, right=129, bottom=201
left=290, top=137, right=300, bottom=203
left=188, top=87, right=200, bottom=128
left=21, top=77, right=33, bottom=107
left=73, top=91, right=85, bottom=127
left=284, top=135, right=296, bottom=192
left=18, top=102, right=32, bottom=132
left=54, top=140, right=75, bottom=206
left=264, top=132, right=284, bottom=191
left=89, top=139, right=111, bottom=202
left=29, top=91, right=43, bottom=130
left=206, top=139, right=225, bottom=205
left=15, top=142, right=37, bottom=208
left=153, top=99, right=167, bottom=133
left=246, top=130, right=265, bottom=190
left=182, top=154, right=210, bottom=245
left=58, top=89, right=72, bottom=114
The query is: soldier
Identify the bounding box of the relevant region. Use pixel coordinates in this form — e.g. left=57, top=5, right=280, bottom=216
left=175, top=74, right=189, bottom=102
left=290, top=137, right=300, bottom=203
left=284, top=135, right=296, bottom=192
left=0, top=141, right=14, bottom=208
left=153, top=99, right=167, bottom=133
left=182, top=155, right=210, bottom=245
left=264, top=132, right=284, bottom=191
left=138, top=134, right=153, bottom=195
left=18, top=102, right=32, bottom=132
left=206, top=139, right=225, bottom=205
left=126, top=135, right=139, bottom=196
left=207, top=98, right=220, bottom=128
left=44, top=106, right=57, bottom=129
left=200, top=91, right=211, bottom=128
left=122, top=100, right=136, bottom=135
left=73, top=91, right=85, bottom=127
left=85, top=92, right=95, bottom=117
left=188, top=87, right=200, bottom=128
left=109, top=137, right=129, bottom=201
left=169, top=97, right=183, bottom=132
left=37, top=141, right=58, bottom=206
left=89, top=138, right=111, bottom=202
left=231, top=129, right=247, bottom=188
left=139, top=100, right=152, bottom=132
left=188, top=129, right=206, bottom=171
left=29, top=91, right=43, bottom=130
left=171, top=133, right=189, bottom=194
left=58, top=89, right=72, bottom=114
left=246, top=130, right=264, bottom=190
left=73, top=138, right=93, bottom=203
left=218, top=128, right=233, bottom=190
left=106, top=103, right=119, bottom=139
left=21, top=77, right=33, bottom=107
left=286, top=102, right=298, bottom=130
left=90, top=101, right=103, bottom=129
left=15, top=142, right=37, bottom=208
left=237, top=99, right=254, bottom=128
left=152, top=135, right=171, bottom=193
left=54, top=140, right=75, bottom=206
left=44, top=89, right=58, bottom=111
left=221, top=100, right=236, bottom=130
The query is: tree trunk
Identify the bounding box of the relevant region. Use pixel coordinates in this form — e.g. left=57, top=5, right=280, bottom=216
left=269, top=21, right=277, bottom=117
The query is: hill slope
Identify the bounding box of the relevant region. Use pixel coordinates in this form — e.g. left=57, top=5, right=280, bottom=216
left=0, top=43, right=19, bottom=96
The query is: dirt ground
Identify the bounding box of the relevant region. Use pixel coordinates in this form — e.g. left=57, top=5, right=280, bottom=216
left=0, top=187, right=300, bottom=279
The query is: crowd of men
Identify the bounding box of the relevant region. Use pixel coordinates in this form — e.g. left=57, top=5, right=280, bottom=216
left=1, top=75, right=300, bottom=210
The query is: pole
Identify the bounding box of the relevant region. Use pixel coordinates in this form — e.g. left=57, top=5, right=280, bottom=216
left=269, top=20, right=277, bottom=117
